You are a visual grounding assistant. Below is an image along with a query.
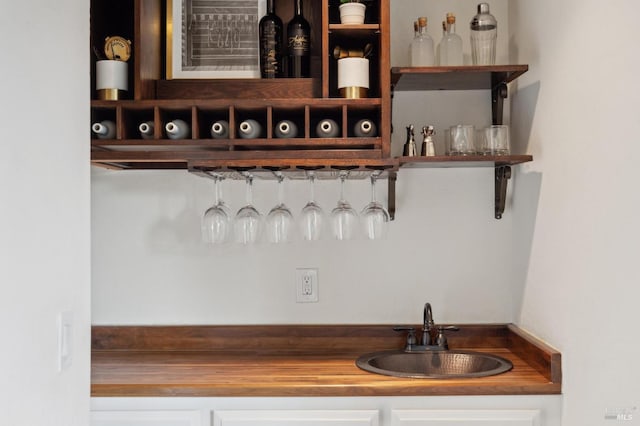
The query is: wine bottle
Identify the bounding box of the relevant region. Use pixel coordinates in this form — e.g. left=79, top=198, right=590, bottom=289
left=259, top=0, right=283, bottom=78
left=287, top=0, right=310, bottom=78
left=353, top=119, right=377, bottom=137
left=210, top=120, right=229, bottom=139
left=238, top=119, right=263, bottom=139
left=138, top=121, right=154, bottom=139
left=91, top=120, right=116, bottom=139
left=274, top=120, right=298, bottom=138
left=316, top=118, right=340, bottom=138
left=165, top=119, right=190, bottom=139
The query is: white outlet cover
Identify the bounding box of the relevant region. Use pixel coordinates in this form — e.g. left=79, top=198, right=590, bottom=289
left=295, top=268, right=319, bottom=303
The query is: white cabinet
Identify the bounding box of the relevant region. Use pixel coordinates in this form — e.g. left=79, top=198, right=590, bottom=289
left=91, top=396, right=560, bottom=426
left=91, top=410, right=203, bottom=426
left=213, top=410, right=379, bottom=426
left=392, top=409, right=540, bottom=426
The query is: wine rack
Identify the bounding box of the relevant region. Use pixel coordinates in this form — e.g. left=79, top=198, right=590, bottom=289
left=90, top=0, right=392, bottom=170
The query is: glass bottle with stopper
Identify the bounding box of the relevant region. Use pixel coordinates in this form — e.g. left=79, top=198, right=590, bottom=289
left=410, top=17, right=435, bottom=66
left=440, top=13, right=463, bottom=66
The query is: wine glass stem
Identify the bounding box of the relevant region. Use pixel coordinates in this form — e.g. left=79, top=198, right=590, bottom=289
left=339, top=175, right=346, bottom=202
left=213, top=177, right=220, bottom=205
left=309, top=174, right=316, bottom=202
left=277, top=175, right=284, bottom=205
left=246, top=176, right=253, bottom=205
left=217, top=177, right=225, bottom=206
left=370, top=175, right=377, bottom=203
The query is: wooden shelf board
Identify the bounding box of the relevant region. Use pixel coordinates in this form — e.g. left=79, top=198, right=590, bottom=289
left=92, top=137, right=380, bottom=147
left=156, top=78, right=322, bottom=100
left=91, top=98, right=383, bottom=109
left=329, top=23, right=380, bottom=30
left=391, top=65, right=529, bottom=91
left=398, top=154, right=533, bottom=168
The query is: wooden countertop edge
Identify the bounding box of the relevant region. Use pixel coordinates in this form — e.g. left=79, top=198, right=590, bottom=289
left=91, top=383, right=562, bottom=398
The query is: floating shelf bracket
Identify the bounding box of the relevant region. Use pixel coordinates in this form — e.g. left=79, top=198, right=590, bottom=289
left=492, top=82, right=508, bottom=125
left=495, top=165, right=511, bottom=219
left=388, top=171, right=397, bottom=220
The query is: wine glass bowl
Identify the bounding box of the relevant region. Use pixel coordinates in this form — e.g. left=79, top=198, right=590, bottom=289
left=201, top=175, right=232, bottom=245
left=300, top=171, right=325, bottom=241
left=361, top=172, right=390, bottom=240
left=234, top=174, right=262, bottom=244
left=265, top=174, right=294, bottom=243
left=330, top=172, right=359, bottom=240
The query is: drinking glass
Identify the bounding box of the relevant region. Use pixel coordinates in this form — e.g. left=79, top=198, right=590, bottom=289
left=201, top=175, right=232, bottom=244
left=480, top=125, right=510, bottom=155
left=361, top=173, right=390, bottom=240
left=330, top=172, right=358, bottom=240
left=299, top=171, right=325, bottom=241
left=449, top=125, right=476, bottom=155
left=234, top=174, right=262, bottom=244
left=265, top=174, right=294, bottom=243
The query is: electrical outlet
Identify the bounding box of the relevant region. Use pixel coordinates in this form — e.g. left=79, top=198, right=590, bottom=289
left=296, top=268, right=319, bottom=303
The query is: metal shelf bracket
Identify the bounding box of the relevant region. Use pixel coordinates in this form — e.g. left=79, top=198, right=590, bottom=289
left=388, top=171, right=397, bottom=220
left=492, top=82, right=508, bottom=125
left=495, top=165, right=511, bottom=219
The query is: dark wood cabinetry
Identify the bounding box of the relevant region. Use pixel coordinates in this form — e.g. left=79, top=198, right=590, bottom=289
left=90, top=0, right=393, bottom=171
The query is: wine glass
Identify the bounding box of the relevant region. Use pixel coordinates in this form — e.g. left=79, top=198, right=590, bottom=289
left=299, top=171, right=325, bottom=241
left=234, top=174, right=262, bottom=244
left=265, top=173, right=294, bottom=243
left=330, top=171, right=358, bottom=240
left=361, top=172, right=390, bottom=240
left=201, top=175, right=232, bottom=245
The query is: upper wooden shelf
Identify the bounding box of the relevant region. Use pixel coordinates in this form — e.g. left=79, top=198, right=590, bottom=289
left=391, top=65, right=529, bottom=92
left=398, top=154, right=533, bottom=168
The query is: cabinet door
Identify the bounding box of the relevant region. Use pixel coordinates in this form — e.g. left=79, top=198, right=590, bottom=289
left=91, top=410, right=203, bottom=426
left=392, top=409, right=540, bottom=426
left=213, top=410, right=379, bottom=426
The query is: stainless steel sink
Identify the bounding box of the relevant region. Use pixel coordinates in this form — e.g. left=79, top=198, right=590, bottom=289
left=356, top=350, right=513, bottom=379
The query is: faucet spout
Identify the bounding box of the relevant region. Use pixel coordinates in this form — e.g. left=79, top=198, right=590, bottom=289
left=422, top=303, right=434, bottom=345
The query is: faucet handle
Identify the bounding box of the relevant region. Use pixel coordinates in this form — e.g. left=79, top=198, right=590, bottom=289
left=435, top=326, right=460, bottom=349
left=393, top=326, right=417, bottom=350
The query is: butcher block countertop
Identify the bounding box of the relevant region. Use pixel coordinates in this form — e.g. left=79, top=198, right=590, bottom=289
left=91, top=324, right=561, bottom=397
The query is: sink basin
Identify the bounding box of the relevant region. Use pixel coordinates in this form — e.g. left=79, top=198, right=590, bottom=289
left=356, top=350, right=513, bottom=379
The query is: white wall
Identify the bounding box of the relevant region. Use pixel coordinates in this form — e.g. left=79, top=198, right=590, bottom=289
left=0, top=1, right=91, bottom=425
left=510, top=0, right=640, bottom=425
left=91, top=0, right=518, bottom=325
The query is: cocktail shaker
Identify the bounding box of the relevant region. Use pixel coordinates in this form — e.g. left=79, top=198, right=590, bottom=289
left=470, top=3, right=497, bottom=65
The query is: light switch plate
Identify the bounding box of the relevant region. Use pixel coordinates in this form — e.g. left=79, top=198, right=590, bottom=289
left=58, top=311, right=73, bottom=372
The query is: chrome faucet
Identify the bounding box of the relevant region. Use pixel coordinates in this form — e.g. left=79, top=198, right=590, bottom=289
left=394, top=302, right=459, bottom=352
left=422, top=302, right=434, bottom=346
